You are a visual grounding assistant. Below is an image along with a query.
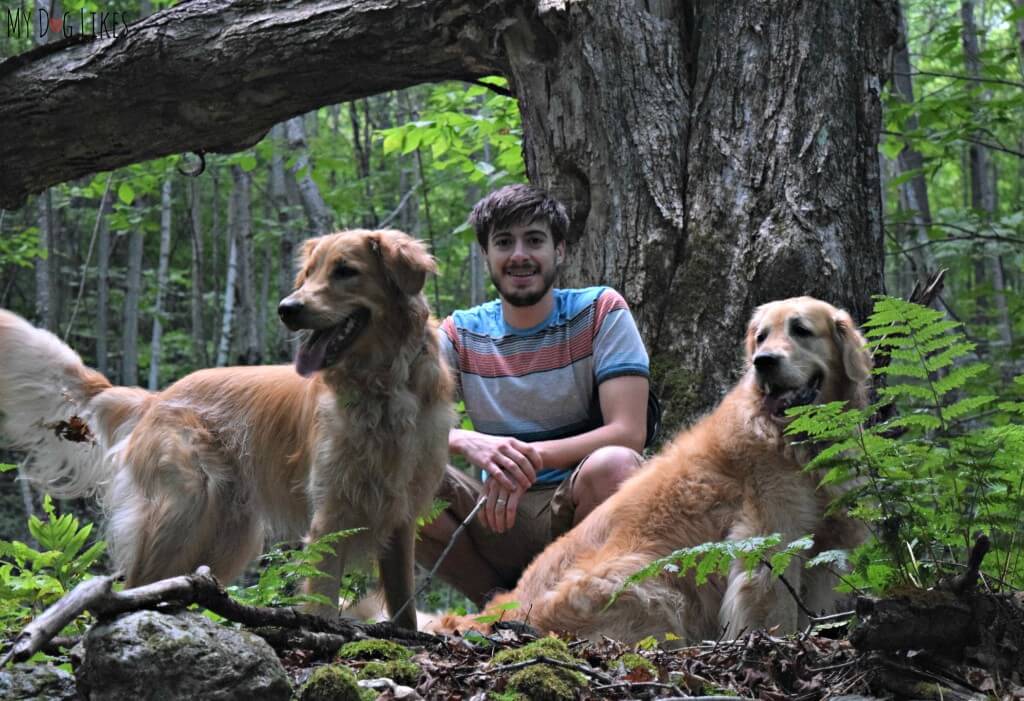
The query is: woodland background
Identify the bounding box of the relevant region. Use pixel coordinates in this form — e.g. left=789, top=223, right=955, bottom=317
left=0, top=0, right=1022, bottom=602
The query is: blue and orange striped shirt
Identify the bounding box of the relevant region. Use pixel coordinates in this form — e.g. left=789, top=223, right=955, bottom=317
left=439, top=287, right=649, bottom=484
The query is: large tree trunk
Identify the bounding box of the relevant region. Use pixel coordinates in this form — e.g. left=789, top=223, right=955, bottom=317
left=504, top=1, right=895, bottom=426
left=0, top=0, right=897, bottom=428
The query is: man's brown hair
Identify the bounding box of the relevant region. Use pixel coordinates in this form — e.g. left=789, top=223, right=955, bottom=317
left=469, top=184, right=569, bottom=251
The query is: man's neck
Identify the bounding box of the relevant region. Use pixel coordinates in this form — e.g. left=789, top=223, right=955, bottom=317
left=501, top=289, right=556, bottom=330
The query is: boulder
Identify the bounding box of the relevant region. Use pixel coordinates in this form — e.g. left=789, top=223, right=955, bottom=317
left=0, top=662, right=77, bottom=700
left=76, top=609, right=291, bottom=700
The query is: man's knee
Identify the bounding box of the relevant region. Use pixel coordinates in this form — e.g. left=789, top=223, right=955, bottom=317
left=572, top=446, right=643, bottom=503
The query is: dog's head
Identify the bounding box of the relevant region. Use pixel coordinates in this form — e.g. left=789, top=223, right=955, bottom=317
left=745, top=296, right=871, bottom=421
left=278, top=229, right=436, bottom=377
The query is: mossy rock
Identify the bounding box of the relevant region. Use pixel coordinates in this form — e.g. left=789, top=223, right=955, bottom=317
left=506, top=665, right=583, bottom=701
left=296, top=664, right=374, bottom=701
left=491, top=637, right=575, bottom=666
left=358, top=659, right=422, bottom=686
left=336, top=638, right=412, bottom=662
left=615, top=652, right=657, bottom=677
left=491, top=638, right=586, bottom=698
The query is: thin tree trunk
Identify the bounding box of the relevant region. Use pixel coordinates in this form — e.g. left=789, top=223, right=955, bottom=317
left=188, top=176, right=208, bottom=367
left=269, top=123, right=296, bottom=362
left=148, top=177, right=173, bottom=390
left=891, top=1, right=936, bottom=283
left=285, top=116, right=334, bottom=235
left=349, top=100, right=378, bottom=227
left=216, top=175, right=240, bottom=367
left=34, top=191, right=53, bottom=332
left=95, top=193, right=112, bottom=377
left=231, top=166, right=259, bottom=365
left=122, top=228, right=144, bottom=386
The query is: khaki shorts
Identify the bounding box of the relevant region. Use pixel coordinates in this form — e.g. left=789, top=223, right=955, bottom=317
left=435, top=465, right=583, bottom=589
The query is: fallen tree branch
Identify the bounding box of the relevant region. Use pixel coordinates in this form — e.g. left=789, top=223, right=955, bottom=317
left=1, top=566, right=433, bottom=666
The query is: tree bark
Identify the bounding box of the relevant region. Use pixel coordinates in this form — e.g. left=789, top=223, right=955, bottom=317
left=148, top=176, right=173, bottom=390
left=0, top=0, right=506, bottom=208
left=504, top=1, right=895, bottom=426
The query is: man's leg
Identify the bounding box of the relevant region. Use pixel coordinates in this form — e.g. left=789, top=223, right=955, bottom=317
left=567, top=446, right=643, bottom=525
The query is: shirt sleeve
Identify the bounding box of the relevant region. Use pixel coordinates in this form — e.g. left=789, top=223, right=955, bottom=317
left=592, top=289, right=650, bottom=384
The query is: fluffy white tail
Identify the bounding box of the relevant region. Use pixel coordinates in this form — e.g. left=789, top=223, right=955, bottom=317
left=0, top=309, right=149, bottom=498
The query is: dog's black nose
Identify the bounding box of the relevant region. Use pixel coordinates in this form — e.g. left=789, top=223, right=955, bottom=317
left=753, top=353, right=781, bottom=372
left=278, top=299, right=304, bottom=326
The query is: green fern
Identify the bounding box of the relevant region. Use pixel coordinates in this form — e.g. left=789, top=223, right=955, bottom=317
left=788, top=296, right=1024, bottom=591
left=608, top=535, right=815, bottom=609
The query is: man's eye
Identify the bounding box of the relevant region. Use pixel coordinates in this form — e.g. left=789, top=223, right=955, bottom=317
left=790, top=322, right=813, bottom=338
left=332, top=264, right=358, bottom=279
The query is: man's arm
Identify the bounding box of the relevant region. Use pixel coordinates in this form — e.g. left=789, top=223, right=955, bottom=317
left=454, top=374, right=648, bottom=534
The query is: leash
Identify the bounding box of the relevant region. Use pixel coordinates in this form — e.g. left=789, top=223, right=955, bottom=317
left=390, top=495, right=487, bottom=625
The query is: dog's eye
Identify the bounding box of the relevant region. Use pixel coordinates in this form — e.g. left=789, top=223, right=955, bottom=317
left=755, top=330, right=768, bottom=345
left=332, top=263, right=358, bottom=280
left=790, top=322, right=813, bottom=338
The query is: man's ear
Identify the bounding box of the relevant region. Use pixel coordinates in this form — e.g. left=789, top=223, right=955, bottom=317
left=832, top=309, right=872, bottom=382
left=555, top=241, right=566, bottom=265
left=370, top=230, right=437, bottom=295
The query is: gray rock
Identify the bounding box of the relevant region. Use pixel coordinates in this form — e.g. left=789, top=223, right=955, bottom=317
left=76, top=609, right=291, bottom=701
left=0, top=662, right=77, bottom=700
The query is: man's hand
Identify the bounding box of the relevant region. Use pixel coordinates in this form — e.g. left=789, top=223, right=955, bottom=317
left=450, top=429, right=541, bottom=532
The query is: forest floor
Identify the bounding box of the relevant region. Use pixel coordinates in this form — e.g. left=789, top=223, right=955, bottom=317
left=280, top=621, right=1023, bottom=700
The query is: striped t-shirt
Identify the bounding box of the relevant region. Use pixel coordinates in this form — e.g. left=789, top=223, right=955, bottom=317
left=439, top=287, right=649, bottom=484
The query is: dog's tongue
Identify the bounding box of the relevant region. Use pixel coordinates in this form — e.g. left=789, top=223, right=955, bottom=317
left=295, top=331, right=333, bottom=377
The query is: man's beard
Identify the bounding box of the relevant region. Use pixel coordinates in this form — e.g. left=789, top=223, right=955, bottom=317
left=491, top=264, right=558, bottom=307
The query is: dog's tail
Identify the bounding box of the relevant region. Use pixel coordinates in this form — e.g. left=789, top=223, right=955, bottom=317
left=0, top=309, right=151, bottom=497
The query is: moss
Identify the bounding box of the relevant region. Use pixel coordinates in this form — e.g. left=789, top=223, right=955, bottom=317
left=615, top=652, right=657, bottom=677
left=491, top=638, right=586, bottom=698
left=358, top=660, right=422, bottom=686
left=296, top=665, right=373, bottom=701
left=506, top=665, right=582, bottom=701
left=336, top=638, right=412, bottom=662
left=491, top=637, right=575, bottom=666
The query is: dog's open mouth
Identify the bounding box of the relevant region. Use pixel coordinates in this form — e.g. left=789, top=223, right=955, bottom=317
left=294, top=309, right=370, bottom=377
left=760, top=372, right=823, bottom=419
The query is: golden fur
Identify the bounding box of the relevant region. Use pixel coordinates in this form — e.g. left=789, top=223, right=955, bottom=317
left=0, top=229, right=453, bottom=629
left=433, top=297, right=870, bottom=642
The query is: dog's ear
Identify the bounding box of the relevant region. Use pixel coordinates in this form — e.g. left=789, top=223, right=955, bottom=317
left=832, top=310, right=872, bottom=383
left=370, top=230, right=437, bottom=295
left=292, top=236, right=323, bottom=286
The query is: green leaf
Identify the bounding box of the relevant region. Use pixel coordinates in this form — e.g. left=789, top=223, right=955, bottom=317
left=117, top=183, right=135, bottom=205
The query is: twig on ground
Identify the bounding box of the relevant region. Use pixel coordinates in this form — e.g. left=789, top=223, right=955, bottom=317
left=459, top=654, right=615, bottom=685
left=0, top=565, right=425, bottom=666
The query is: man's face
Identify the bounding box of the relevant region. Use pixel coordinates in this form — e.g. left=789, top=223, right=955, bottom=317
left=485, top=220, right=563, bottom=308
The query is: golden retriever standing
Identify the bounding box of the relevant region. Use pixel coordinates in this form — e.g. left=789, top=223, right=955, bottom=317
left=435, top=297, right=870, bottom=642
left=0, top=229, right=453, bottom=629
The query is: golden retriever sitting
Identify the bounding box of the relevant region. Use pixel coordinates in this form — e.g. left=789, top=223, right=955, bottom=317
left=434, top=296, right=870, bottom=642
left=0, top=229, right=453, bottom=629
